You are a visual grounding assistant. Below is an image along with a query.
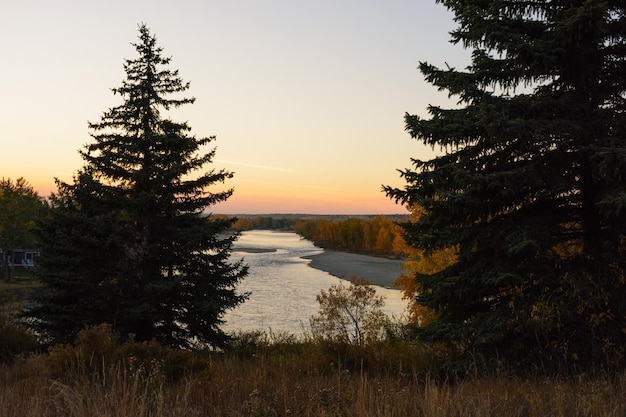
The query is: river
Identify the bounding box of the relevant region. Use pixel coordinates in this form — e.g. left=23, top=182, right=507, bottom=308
left=223, top=230, right=407, bottom=335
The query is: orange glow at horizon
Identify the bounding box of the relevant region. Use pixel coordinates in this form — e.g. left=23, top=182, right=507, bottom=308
left=213, top=188, right=407, bottom=215
left=2, top=1, right=461, bottom=216
left=24, top=174, right=406, bottom=215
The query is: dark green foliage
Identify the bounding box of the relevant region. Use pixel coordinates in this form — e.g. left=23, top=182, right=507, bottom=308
left=385, top=1, right=626, bottom=372
left=0, top=178, right=43, bottom=280
left=0, top=319, right=38, bottom=363
left=28, top=24, right=247, bottom=348
left=0, top=296, right=38, bottom=362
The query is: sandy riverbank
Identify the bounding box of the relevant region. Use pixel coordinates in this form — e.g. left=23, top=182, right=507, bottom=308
left=234, top=247, right=277, bottom=254
left=303, top=250, right=405, bottom=288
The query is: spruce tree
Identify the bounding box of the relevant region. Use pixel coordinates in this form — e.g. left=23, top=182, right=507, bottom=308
left=386, top=1, right=626, bottom=371
left=30, top=24, right=248, bottom=348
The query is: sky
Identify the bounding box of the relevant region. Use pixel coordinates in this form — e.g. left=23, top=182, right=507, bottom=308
left=1, top=1, right=470, bottom=215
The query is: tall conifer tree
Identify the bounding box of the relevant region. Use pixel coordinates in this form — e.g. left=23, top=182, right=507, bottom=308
left=386, top=1, right=626, bottom=370
left=30, top=24, right=248, bottom=348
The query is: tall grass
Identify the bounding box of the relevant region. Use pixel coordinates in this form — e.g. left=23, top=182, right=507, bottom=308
left=1, top=326, right=624, bottom=416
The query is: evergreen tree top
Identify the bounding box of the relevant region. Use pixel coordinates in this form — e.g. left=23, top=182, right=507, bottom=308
left=427, top=1, right=624, bottom=98
left=79, top=23, right=233, bottom=211
left=89, top=24, right=195, bottom=134
left=117, top=24, right=194, bottom=107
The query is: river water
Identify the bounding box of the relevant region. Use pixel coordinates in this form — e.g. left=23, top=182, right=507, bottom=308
left=223, top=230, right=407, bottom=335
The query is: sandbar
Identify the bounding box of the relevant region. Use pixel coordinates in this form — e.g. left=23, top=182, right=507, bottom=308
left=303, top=250, right=405, bottom=288
left=234, top=247, right=278, bottom=254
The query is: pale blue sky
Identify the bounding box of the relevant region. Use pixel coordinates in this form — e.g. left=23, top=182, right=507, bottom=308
left=1, top=1, right=469, bottom=214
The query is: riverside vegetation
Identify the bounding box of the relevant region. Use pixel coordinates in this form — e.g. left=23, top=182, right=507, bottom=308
left=2, top=282, right=626, bottom=416
left=1, top=324, right=625, bottom=417
left=232, top=215, right=409, bottom=259
left=1, top=204, right=624, bottom=414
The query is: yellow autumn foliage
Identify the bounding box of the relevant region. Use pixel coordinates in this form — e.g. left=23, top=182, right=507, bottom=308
left=394, top=205, right=457, bottom=326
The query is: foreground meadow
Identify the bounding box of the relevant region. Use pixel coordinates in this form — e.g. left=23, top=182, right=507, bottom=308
left=1, top=326, right=624, bottom=417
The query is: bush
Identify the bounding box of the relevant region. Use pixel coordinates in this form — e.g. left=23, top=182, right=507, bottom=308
left=0, top=316, right=38, bottom=362
left=0, top=293, right=38, bottom=362
left=41, top=324, right=207, bottom=382
left=310, top=277, right=391, bottom=345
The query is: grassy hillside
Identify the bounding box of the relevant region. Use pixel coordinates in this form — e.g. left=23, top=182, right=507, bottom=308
left=1, top=325, right=624, bottom=417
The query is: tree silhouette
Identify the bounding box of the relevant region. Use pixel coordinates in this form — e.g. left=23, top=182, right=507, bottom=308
left=386, top=2, right=626, bottom=371
left=29, top=24, right=248, bottom=348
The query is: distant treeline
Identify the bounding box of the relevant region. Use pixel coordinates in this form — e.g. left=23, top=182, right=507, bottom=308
left=231, top=215, right=409, bottom=258
left=231, top=216, right=295, bottom=231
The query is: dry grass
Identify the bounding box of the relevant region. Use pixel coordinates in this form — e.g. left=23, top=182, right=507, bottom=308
left=0, top=273, right=40, bottom=291
left=1, top=326, right=625, bottom=417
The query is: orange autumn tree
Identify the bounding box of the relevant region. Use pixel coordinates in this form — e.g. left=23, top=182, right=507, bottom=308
left=394, top=205, right=456, bottom=326
left=294, top=216, right=406, bottom=257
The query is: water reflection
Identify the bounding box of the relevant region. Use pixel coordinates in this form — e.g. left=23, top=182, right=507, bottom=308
left=224, top=230, right=407, bottom=335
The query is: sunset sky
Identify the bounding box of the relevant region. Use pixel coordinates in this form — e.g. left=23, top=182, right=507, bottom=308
left=1, top=1, right=469, bottom=214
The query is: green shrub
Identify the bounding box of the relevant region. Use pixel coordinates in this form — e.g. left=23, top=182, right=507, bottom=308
left=0, top=314, right=38, bottom=362
left=0, top=293, right=38, bottom=362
